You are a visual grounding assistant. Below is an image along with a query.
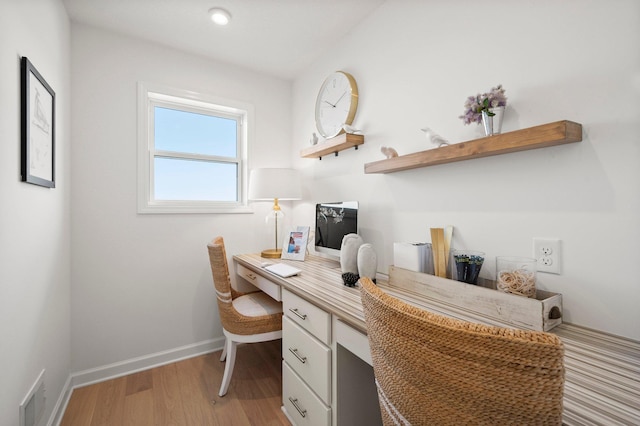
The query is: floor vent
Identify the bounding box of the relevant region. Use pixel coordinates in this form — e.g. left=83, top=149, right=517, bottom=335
left=20, top=369, right=46, bottom=426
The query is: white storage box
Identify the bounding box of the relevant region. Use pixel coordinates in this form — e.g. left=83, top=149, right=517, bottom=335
left=393, top=242, right=433, bottom=274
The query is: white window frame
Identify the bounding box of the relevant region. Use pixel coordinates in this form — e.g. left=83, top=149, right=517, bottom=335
left=137, top=82, right=253, bottom=214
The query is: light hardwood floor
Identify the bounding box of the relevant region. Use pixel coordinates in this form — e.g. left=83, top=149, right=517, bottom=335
left=60, top=340, right=290, bottom=425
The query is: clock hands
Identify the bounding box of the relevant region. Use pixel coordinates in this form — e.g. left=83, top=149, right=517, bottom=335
left=323, top=91, right=348, bottom=109
left=333, top=91, right=347, bottom=106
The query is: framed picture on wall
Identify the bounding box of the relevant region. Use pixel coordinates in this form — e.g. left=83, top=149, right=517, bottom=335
left=21, top=56, right=55, bottom=188
left=281, top=226, right=310, bottom=261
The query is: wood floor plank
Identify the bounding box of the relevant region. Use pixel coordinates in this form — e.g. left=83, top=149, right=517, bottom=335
left=90, top=376, right=127, bottom=426
left=200, top=348, right=255, bottom=425
left=151, top=363, right=188, bottom=425
left=123, top=388, right=154, bottom=426
left=60, top=341, right=290, bottom=425
left=175, top=353, right=231, bottom=425
left=60, top=383, right=99, bottom=426
left=125, top=369, right=153, bottom=396
left=234, top=342, right=286, bottom=425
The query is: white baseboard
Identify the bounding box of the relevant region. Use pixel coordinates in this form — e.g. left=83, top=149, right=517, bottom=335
left=47, top=337, right=225, bottom=426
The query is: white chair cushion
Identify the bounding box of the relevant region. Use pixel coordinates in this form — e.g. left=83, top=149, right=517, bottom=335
left=232, top=292, right=283, bottom=317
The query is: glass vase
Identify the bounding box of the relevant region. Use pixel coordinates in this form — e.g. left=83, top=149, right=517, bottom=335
left=496, top=256, right=537, bottom=298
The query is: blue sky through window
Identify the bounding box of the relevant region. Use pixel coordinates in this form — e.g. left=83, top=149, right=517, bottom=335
left=154, top=107, right=237, bottom=157
left=153, top=106, right=239, bottom=201
left=154, top=158, right=237, bottom=201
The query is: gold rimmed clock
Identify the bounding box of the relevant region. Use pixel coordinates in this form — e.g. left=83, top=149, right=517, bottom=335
left=315, top=71, right=359, bottom=139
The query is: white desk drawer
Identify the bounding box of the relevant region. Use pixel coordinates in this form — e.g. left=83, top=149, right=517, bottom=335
left=283, top=316, right=331, bottom=404
left=283, top=361, right=331, bottom=426
left=283, top=289, right=330, bottom=344
left=335, top=319, right=372, bottom=366
left=236, top=263, right=281, bottom=301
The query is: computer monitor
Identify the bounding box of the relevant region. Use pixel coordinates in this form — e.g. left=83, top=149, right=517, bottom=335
left=314, top=201, right=358, bottom=257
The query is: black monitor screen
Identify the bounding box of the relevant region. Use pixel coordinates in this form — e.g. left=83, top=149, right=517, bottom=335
left=315, top=201, right=358, bottom=255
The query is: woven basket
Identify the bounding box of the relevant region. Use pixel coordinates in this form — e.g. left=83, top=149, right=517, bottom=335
left=360, top=278, right=564, bottom=426
left=207, top=236, right=282, bottom=336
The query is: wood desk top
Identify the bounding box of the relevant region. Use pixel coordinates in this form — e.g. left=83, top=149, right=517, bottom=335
left=233, top=253, right=369, bottom=333
left=233, top=253, right=640, bottom=426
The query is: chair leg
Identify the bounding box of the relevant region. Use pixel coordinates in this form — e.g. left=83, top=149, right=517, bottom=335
left=219, top=339, right=237, bottom=397
left=220, top=338, right=227, bottom=361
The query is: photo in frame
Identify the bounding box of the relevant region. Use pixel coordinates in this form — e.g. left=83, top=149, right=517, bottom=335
left=281, top=226, right=310, bottom=261
left=21, top=56, right=55, bottom=188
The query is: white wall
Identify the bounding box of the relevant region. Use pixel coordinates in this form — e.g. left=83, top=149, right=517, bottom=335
left=0, top=0, right=71, bottom=423
left=69, top=24, right=293, bottom=371
left=291, top=0, right=640, bottom=340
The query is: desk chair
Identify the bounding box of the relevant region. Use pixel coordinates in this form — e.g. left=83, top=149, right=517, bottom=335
left=359, top=278, right=565, bottom=425
left=207, top=236, right=283, bottom=397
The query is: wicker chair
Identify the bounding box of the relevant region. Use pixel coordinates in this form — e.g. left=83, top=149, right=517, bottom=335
left=207, top=236, right=283, bottom=397
left=359, top=278, right=565, bottom=426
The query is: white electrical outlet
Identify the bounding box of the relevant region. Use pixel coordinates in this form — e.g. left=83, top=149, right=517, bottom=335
left=533, top=238, right=561, bottom=274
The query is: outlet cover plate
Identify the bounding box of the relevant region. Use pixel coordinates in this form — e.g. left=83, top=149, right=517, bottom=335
left=533, top=238, right=561, bottom=274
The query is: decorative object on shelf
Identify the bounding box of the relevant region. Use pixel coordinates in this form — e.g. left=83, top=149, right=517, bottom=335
left=421, top=127, right=449, bottom=147
left=315, top=71, right=359, bottom=138
left=340, top=233, right=363, bottom=274
left=380, top=146, right=398, bottom=159
left=482, top=106, right=505, bottom=136
left=310, top=132, right=318, bottom=145
left=430, top=227, right=453, bottom=278
left=21, top=56, right=56, bottom=188
left=342, top=123, right=363, bottom=135
left=459, top=84, right=507, bottom=136
left=248, top=168, right=302, bottom=258
left=496, top=256, right=537, bottom=298
left=364, top=120, right=582, bottom=174
left=451, top=249, right=485, bottom=285
left=341, top=272, right=360, bottom=287
left=357, top=243, right=377, bottom=284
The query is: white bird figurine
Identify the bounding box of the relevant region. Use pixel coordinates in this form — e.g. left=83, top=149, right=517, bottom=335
left=310, top=132, right=318, bottom=145
left=380, top=146, right=398, bottom=159
left=342, top=123, right=363, bottom=134
left=421, top=127, right=449, bottom=147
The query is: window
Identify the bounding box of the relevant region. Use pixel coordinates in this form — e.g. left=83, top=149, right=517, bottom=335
left=137, top=83, right=252, bottom=213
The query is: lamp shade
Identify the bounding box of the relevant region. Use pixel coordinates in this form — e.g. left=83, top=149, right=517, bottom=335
left=248, top=168, right=302, bottom=201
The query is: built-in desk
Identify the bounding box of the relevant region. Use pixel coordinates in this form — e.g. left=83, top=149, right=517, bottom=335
left=233, top=253, right=640, bottom=426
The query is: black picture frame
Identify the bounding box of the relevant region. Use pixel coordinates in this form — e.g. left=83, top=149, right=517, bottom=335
left=21, top=56, right=55, bottom=188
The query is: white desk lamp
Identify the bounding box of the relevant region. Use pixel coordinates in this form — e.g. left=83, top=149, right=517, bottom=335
left=248, top=168, right=302, bottom=258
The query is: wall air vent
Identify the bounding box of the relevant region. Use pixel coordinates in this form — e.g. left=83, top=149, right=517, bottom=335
left=20, top=369, right=46, bottom=426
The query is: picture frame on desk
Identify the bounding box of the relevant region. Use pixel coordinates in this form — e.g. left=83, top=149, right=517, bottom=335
left=21, top=56, right=55, bottom=188
left=281, top=226, right=310, bottom=261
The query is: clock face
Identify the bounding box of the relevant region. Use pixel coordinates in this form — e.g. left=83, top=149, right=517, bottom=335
left=315, top=71, right=358, bottom=138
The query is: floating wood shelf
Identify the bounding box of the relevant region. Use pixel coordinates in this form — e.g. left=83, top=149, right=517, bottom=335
left=301, top=133, right=364, bottom=159
left=364, top=120, right=582, bottom=174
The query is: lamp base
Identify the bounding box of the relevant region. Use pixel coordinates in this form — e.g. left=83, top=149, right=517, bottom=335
left=261, top=249, right=282, bottom=259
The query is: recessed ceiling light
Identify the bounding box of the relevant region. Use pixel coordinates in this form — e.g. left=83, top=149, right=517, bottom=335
left=209, top=7, right=231, bottom=26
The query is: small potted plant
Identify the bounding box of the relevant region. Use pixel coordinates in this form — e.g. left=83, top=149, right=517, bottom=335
left=459, top=84, right=507, bottom=135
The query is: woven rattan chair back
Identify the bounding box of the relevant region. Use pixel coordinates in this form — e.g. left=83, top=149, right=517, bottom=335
left=207, top=236, right=282, bottom=396
left=207, top=236, right=282, bottom=336
left=360, top=278, right=565, bottom=426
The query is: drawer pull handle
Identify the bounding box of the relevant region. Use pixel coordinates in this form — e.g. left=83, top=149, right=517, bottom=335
left=288, top=348, right=307, bottom=363
left=246, top=273, right=256, bottom=281
left=289, top=308, right=307, bottom=320
left=288, top=397, right=307, bottom=418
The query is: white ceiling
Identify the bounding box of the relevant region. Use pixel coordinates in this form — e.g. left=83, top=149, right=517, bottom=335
left=61, top=0, right=386, bottom=80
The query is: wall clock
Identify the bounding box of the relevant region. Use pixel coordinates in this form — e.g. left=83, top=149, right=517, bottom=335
left=315, top=71, right=359, bottom=139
